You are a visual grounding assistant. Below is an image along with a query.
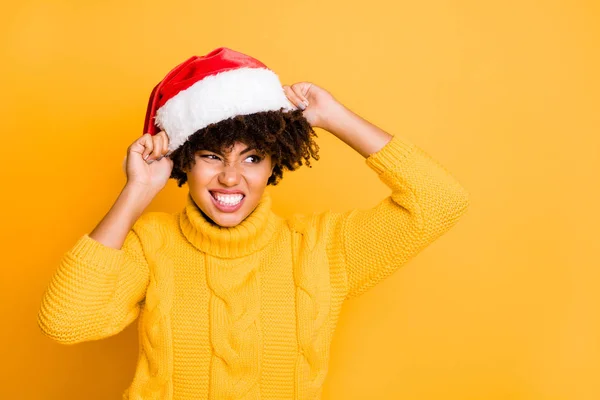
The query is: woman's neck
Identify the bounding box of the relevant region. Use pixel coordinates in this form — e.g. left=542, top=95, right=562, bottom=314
left=178, top=190, right=284, bottom=258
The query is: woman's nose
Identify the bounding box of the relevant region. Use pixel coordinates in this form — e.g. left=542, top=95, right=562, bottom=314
left=218, top=163, right=241, bottom=185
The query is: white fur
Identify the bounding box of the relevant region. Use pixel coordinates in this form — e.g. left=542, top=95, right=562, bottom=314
left=154, top=67, right=297, bottom=154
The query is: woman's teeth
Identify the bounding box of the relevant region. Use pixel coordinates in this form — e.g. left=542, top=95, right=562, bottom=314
left=213, top=193, right=244, bottom=206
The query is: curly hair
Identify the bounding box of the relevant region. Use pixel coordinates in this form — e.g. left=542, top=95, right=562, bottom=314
left=168, top=108, right=320, bottom=187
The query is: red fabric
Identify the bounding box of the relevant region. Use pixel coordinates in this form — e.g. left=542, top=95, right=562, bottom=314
left=143, top=47, right=268, bottom=135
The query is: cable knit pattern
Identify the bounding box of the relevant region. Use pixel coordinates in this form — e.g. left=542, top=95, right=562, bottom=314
left=125, top=223, right=175, bottom=400
left=205, top=254, right=262, bottom=398
left=180, top=192, right=281, bottom=399
left=289, top=213, right=332, bottom=400
left=37, top=133, right=470, bottom=399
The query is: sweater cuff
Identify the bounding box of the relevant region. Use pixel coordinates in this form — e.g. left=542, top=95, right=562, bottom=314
left=365, top=134, right=416, bottom=175
left=69, top=234, right=126, bottom=272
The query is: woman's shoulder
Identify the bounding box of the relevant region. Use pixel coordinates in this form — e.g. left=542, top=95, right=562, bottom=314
left=132, top=211, right=179, bottom=234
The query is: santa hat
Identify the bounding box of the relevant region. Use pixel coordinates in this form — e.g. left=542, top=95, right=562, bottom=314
left=143, top=47, right=297, bottom=155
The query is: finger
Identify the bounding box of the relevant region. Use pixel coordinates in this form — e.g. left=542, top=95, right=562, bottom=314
left=150, top=134, right=163, bottom=160
left=140, top=133, right=153, bottom=160
left=283, top=85, right=306, bottom=110
left=154, top=133, right=167, bottom=161
left=160, top=131, right=174, bottom=158
left=159, top=131, right=169, bottom=156
left=129, top=133, right=149, bottom=153
left=291, top=84, right=310, bottom=107
left=284, top=85, right=304, bottom=109
left=161, top=130, right=170, bottom=150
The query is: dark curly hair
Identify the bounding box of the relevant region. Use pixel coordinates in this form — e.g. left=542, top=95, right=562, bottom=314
left=168, top=108, right=320, bottom=187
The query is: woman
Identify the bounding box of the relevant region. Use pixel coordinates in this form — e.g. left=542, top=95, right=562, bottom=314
left=37, top=47, right=470, bottom=399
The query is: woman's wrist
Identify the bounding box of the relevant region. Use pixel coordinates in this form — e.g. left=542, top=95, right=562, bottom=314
left=121, top=183, right=156, bottom=214
left=318, top=99, right=349, bottom=133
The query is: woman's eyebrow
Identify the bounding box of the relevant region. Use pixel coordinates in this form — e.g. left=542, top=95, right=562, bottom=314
left=205, top=146, right=257, bottom=156
left=239, top=146, right=256, bottom=155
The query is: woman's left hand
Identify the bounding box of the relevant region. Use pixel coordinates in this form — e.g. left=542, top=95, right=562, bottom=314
left=282, top=82, right=338, bottom=129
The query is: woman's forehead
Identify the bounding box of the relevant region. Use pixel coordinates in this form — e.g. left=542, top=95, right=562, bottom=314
left=199, top=141, right=266, bottom=155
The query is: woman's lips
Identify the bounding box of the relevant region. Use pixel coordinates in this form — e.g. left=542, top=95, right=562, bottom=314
left=210, top=191, right=245, bottom=213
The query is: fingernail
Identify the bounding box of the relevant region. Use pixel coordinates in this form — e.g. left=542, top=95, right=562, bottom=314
left=143, top=154, right=149, bottom=160
left=298, top=102, right=306, bottom=110
left=303, top=99, right=309, bottom=106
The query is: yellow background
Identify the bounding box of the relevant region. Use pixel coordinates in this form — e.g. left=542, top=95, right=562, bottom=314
left=2, top=0, right=599, bottom=398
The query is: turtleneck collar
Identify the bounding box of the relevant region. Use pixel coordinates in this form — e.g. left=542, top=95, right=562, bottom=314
left=179, top=190, right=283, bottom=259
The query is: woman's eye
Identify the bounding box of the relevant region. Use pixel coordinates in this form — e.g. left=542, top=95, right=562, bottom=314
left=246, top=155, right=262, bottom=163
left=199, top=154, right=262, bottom=163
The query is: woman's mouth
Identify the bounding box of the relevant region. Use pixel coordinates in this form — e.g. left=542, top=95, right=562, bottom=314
left=209, top=191, right=245, bottom=213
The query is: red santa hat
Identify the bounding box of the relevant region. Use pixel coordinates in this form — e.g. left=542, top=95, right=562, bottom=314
left=143, top=47, right=297, bottom=155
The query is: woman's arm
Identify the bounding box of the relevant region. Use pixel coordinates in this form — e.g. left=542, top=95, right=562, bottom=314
left=325, top=100, right=470, bottom=299
left=283, top=82, right=470, bottom=300
left=37, top=184, right=153, bottom=344
left=282, top=82, right=392, bottom=157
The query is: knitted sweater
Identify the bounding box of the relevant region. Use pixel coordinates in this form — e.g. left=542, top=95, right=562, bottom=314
left=37, top=133, right=470, bottom=400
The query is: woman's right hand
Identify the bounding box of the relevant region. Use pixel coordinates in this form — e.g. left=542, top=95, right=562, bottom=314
left=125, top=131, right=174, bottom=194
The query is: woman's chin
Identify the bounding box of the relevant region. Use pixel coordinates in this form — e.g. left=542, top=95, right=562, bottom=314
left=214, top=217, right=241, bottom=228
left=207, top=208, right=245, bottom=227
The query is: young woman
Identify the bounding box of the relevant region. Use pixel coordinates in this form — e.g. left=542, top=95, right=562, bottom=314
left=38, top=47, right=470, bottom=399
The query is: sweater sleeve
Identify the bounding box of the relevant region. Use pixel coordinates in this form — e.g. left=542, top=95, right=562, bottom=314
left=326, top=134, right=471, bottom=300
left=37, top=218, right=150, bottom=344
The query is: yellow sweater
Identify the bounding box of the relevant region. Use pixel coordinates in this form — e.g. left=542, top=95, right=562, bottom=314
left=37, top=133, right=470, bottom=399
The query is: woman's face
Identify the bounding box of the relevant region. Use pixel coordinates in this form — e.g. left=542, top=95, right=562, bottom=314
left=186, top=141, right=274, bottom=227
